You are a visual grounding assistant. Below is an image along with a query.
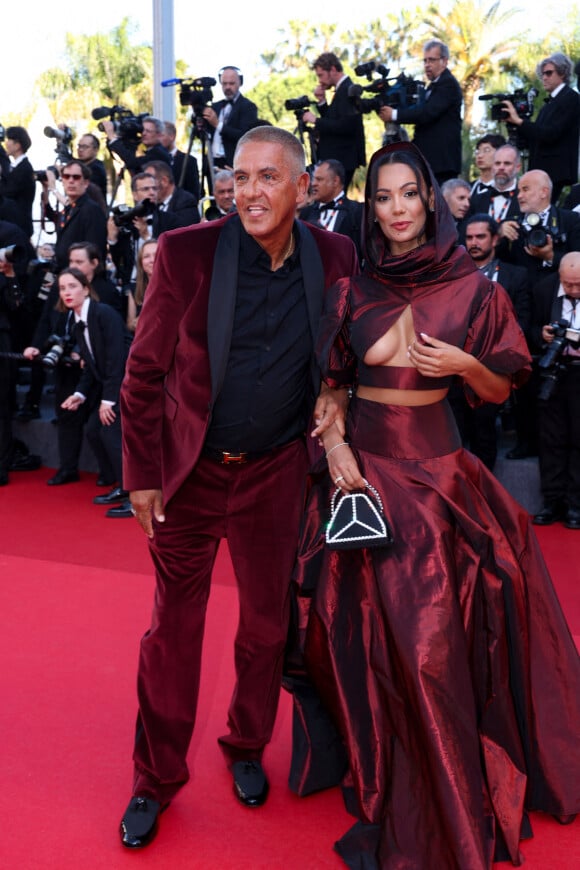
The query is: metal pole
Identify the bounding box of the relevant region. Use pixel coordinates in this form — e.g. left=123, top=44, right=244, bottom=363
left=152, top=0, right=175, bottom=122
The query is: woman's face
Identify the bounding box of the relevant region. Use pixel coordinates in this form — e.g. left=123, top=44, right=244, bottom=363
left=373, top=162, right=430, bottom=256
left=142, top=243, right=158, bottom=277
left=59, top=274, right=88, bottom=313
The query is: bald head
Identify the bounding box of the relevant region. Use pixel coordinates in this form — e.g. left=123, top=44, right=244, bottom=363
left=517, top=170, right=552, bottom=214
left=560, top=252, right=580, bottom=298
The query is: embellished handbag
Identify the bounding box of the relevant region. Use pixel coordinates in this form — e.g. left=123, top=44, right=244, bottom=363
left=326, top=479, right=394, bottom=550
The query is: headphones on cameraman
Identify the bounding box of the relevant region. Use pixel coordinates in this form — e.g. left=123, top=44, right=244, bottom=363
left=218, top=66, right=243, bottom=86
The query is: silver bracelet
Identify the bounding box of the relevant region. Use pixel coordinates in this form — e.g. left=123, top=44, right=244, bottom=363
left=325, top=441, right=349, bottom=458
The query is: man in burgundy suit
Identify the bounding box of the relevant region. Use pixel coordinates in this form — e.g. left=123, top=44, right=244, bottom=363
left=119, top=126, right=359, bottom=848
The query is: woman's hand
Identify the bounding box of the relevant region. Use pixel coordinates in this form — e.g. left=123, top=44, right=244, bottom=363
left=408, top=332, right=471, bottom=379
left=324, top=438, right=366, bottom=492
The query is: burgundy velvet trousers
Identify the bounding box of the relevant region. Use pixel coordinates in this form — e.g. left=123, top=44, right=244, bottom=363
left=131, top=439, right=308, bottom=803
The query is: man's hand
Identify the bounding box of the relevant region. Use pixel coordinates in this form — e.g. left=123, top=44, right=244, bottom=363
left=378, top=106, right=394, bottom=123
left=497, top=220, right=520, bottom=242
left=99, top=402, right=116, bottom=426
left=61, top=394, right=84, bottom=411
left=202, top=107, right=218, bottom=128
left=500, top=101, right=523, bottom=126
left=130, top=489, right=165, bottom=538
left=311, top=384, right=349, bottom=441
left=302, top=110, right=317, bottom=125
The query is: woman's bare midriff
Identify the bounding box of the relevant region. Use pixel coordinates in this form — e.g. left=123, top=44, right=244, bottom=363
left=356, top=385, right=448, bottom=406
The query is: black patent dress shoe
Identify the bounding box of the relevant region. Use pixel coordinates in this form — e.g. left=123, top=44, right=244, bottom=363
left=564, top=509, right=580, bottom=530
left=47, top=469, right=80, bottom=486
left=532, top=504, right=566, bottom=525
left=106, top=500, right=134, bottom=518
left=93, top=486, right=128, bottom=505
left=231, top=760, right=269, bottom=807
left=120, top=796, right=165, bottom=848
left=0, top=470, right=8, bottom=486
left=16, top=403, right=40, bottom=421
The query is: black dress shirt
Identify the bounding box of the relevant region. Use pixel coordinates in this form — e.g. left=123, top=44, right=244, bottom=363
left=205, top=227, right=312, bottom=452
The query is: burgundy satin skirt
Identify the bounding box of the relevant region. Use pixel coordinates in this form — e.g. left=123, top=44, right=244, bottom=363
left=291, top=397, right=580, bottom=870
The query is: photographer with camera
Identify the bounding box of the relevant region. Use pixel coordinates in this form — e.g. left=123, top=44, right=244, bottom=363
left=102, top=116, right=171, bottom=176
left=528, top=252, right=580, bottom=527
left=0, top=220, right=34, bottom=485
left=107, top=172, right=157, bottom=292
left=301, top=52, right=365, bottom=191
left=501, top=53, right=580, bottom=203
left=378, top=40, right=462, bottom=185
left=202, top=66, right=258, bottom=170
left=0, top=126, right=36, bottom=238
left=498, top=169, right=580, bottom=282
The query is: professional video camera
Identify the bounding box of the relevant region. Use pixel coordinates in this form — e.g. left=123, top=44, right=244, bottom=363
left=284, top=95, right=314, bottom=115
left=111, top=198, right=156, bottom=228
left=92, top=105, right=147, bottom=147
left=161, top=77, right=216, bottom=118
left=349, top=61, right=425, bottom=113
left=44, top=125, right=73, bottom=146
left=537, top=318, right=580, bottom=400
left=41, top=333, right=77, bottom=369
left=479, top=89, right=537, bottom=123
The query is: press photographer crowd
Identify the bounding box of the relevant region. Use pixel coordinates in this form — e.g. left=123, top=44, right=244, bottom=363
left=2, top=44, right=580, bottom=526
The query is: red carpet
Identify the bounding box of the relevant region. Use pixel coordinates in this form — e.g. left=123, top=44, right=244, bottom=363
left=1, top=468, right=579, bottom=869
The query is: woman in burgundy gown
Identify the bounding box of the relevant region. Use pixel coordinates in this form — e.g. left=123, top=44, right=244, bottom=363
left=291, top=142, right=580, bottom=869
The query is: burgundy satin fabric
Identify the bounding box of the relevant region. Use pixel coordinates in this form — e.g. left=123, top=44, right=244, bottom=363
left=291, top=397, right=580, bottom=869
left=357, top=362, right=451, bottom=391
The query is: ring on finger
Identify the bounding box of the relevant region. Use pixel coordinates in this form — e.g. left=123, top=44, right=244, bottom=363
left=334, top=475, right=345, bottom=484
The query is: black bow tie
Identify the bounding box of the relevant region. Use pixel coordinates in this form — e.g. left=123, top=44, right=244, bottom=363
left=319, top=198, right=341, bottom=212
left=490, top=188, right=514, bottom=199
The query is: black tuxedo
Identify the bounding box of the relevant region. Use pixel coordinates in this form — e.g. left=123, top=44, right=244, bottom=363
left=51, top=193, right=108, bottom=270
left=0, top=154, right=36, bottom=236
left=210, top=94, right=258, bottom=166
left=563, top=184, right=580, bottom=212
left=519, top=86, right=580, bottom=199
left=83, top=158, right=107, bottom=200
left=529, top=272, right=580, bottom=510
left=299, top=196, right=363, bottom=261
left=171, top=150, right=200, bottom=201
left=315, top=78, right=366, bottom=176
left=499, top=206, right=580, bottom=285
left=469, top=187, right=520, bottom=223
left=153, top=187, right=200, bottom=236
left=396, top=68, right=462, bottom=179
left=76, top=301, right=129, bottom=485
left=494, top=261, right=532, bottom=336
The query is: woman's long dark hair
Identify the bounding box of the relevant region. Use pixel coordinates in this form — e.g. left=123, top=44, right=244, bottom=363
left=365, top=149, right=434, bottom=264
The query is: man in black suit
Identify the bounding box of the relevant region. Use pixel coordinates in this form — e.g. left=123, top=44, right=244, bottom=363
left=299, top=158, right=363, bottom=261
left=497, top=169, right=580, bottom=283
left=0, top=126, right=36, bottom=237
left=469, top=144, right=522, bottom=224
left=160, top=121, right=200, bottom=201
left=302, top=52, right=366, bottom=190
left=379, top=40, right=462, bottom=184
left=202, top=66, right=258, bottom=169
left=502, top=53, right=580, bottom=203
left=76, top=133, right=107, bottom=200
left=448, top=213, right=532, bottom=469
left=529, top=252, right=580, bottom=527
left=103, top=117, right=172, bottom=176
left=142, top=161, right=200, bottom=234
left=441, top=178, right=471, bottom=243
left=40, top=160, right=108, bottom=271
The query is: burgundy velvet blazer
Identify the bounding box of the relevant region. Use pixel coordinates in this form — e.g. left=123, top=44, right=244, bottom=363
left=120, top=214, right=359, bottom=505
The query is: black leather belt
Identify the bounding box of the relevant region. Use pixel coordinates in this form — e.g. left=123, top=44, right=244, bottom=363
left=202, top=438, right=302, bottom=465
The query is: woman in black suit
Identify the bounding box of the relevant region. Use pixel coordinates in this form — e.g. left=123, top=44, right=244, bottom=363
left=58, top=267, right=130, bottom=514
